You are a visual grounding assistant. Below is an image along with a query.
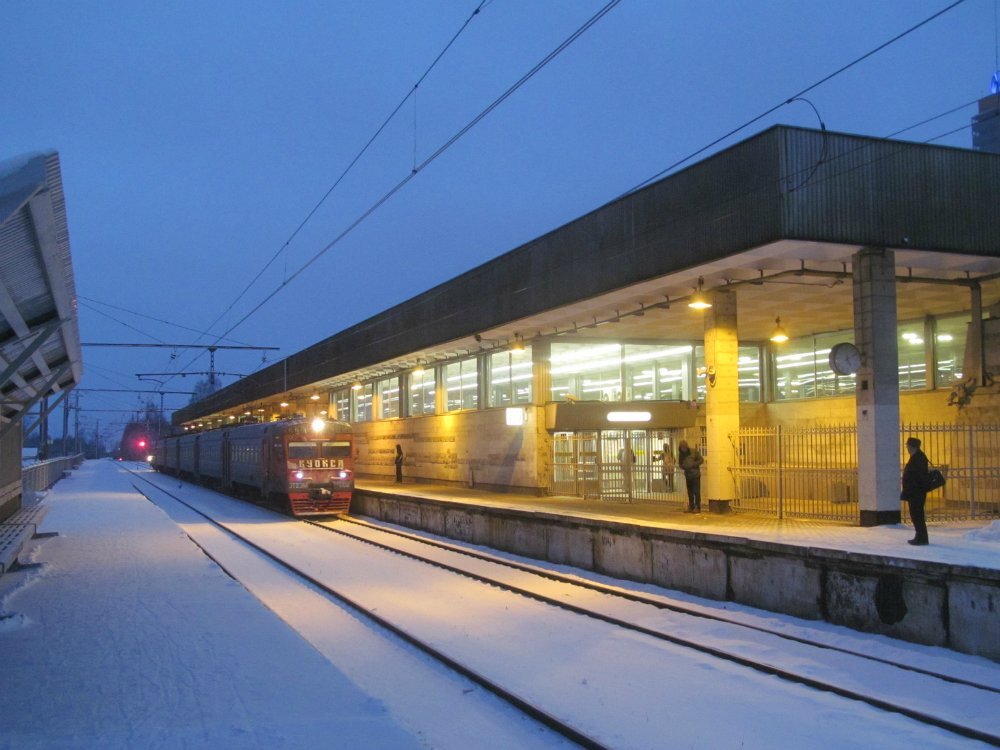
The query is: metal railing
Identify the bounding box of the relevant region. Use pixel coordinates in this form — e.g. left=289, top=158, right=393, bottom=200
left=728, top=424, right=1000, bottom=522
left=899, top=424, right=1000, bottom=521
left=21, top=454, right=84, bottom=505
left=729, top=425, right=858, bottom=520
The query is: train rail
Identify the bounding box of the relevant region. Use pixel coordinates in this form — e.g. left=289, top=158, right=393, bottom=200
left=131, top=469, right=1000, bottom=748
left=304, top=514, right=1000, bottom=746
left=129, top=470, right=607, bottom=749
left=323, top=515, right=1000, bottom=695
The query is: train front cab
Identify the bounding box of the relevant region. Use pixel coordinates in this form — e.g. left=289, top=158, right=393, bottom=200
left=277, top=419, right=354, bottom=516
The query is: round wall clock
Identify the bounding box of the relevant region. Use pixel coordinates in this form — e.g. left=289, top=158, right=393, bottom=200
left=829, top=342, right=861, bottom=376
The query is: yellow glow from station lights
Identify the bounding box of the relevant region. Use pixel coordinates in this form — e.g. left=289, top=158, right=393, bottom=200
left=280, top=401, right=289, bottom=408
left=687, top=295, right=712, bottom=310
left=351, top=382, right=363, bottom=390
left=243, top=411, right=252, bottom=416
left=412, top=364, right=425, bottom=375
left=311, top=417, right=326, bottom=433
left=607, top=411, right=652, bottom=423
left=310, top=393, right=321, bottom=401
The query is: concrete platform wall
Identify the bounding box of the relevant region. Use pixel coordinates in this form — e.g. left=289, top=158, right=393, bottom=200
left=354, top=489, right=1000, bottom=661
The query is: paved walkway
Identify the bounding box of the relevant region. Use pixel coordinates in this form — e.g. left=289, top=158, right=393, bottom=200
left=356, top=479, right=1000, bottom=572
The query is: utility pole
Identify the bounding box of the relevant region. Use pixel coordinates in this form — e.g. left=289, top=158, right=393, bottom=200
left=62, top=395, right=70, bottom=457
left=74, top=392, right=81, bottom=455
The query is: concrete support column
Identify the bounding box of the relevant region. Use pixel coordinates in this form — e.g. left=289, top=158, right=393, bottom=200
left=965, top=282, right=984, bottom=385
left=703, top=289, right=739, bottom=503
left=853, top=247, right=901, bottom=526
left=531, top=340, right=553, bottom=491
left=531, top=340, right=551, bottom=407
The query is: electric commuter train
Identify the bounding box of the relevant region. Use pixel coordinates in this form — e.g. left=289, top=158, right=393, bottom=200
left=151, top=417, right=354, bottom=516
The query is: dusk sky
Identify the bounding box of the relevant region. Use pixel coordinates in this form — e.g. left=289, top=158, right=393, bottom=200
left=4, top=0, right=998, bottom=445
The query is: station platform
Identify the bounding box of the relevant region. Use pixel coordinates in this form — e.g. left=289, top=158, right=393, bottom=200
left=354, top=479, right=1000, bottom=571
left=0, top=461, right=426, bottom=749
left=352, top=479, right=1000, bottom=661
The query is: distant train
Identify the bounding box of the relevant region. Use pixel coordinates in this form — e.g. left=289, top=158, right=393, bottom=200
left=151, top=417, right=354, bottom=516
left=118, top=422, right=153, bottom=462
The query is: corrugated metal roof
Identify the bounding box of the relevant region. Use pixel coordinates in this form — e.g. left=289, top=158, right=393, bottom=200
left=175, top=125, right=1000, bottom=424
left=0, top=151, right=83, bottom=432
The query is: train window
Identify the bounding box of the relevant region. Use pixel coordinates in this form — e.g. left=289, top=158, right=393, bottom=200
left=321, top=441, right=351, bottom=458
left=288, top=442, right=318, bottom=458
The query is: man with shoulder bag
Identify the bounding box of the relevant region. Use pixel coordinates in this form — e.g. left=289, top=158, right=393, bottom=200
left=900, top=437, right=932, bottom=546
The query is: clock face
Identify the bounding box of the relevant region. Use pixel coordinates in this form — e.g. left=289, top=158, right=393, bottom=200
left=829, top=342, right=861, bottom=376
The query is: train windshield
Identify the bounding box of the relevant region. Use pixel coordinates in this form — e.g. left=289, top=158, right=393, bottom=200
left=321, top=441, right=351, bottom=458
left=288, top=442, right=318, bottom=459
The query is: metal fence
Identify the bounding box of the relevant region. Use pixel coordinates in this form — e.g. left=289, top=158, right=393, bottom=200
left=729, top=425, right=858, bottom=521
left=899, top=424, right=1000, bottom=521
left=22, top=454, right=84, bottom=505
left=729, top=424, right=1000, bottom=522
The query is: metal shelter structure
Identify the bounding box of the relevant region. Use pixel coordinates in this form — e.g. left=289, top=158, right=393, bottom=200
left=0, top=151, right=83, bottom=518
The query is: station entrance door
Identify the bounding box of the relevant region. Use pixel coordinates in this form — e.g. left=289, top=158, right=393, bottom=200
left=552, top=429, right=683, bottom=503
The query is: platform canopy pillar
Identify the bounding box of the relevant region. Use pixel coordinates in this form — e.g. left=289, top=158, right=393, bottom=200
left=853, top=247, right=901, bottom=526
left=703, top=289, right=740, bottom=504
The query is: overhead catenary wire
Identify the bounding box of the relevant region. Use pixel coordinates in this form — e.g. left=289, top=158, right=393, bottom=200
left=617, top=0, right=969, bottom=198
left=169, top=0, right=622, bottom=384
left=79, top=295, right=255, bottom=347
left=161, top=0, right=491, bottom=387
left=195, top=0, right=491, bottom=354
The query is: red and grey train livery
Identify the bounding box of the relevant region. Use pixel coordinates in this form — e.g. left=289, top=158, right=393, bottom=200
left=151, top=417, right=354, bottom=516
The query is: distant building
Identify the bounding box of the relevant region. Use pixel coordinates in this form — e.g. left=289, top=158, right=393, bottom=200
left=972, top=92, right=1000, bottom=154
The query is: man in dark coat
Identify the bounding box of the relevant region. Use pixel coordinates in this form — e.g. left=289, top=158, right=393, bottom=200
left=901, top=436, right=930, bottom=546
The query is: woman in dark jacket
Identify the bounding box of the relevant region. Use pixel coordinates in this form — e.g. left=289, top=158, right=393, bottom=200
left=677, top=440, right=704, bottom=513
left=901, top=436, right=930, bottom=545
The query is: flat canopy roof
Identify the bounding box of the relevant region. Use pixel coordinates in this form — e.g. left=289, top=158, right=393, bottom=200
left=0, top=151, right=83, bottom=431
left=176, top=125, right=1000, bottom=425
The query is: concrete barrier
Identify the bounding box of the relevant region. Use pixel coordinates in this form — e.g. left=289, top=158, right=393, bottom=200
left=353, top=489, right=1000, bottom=660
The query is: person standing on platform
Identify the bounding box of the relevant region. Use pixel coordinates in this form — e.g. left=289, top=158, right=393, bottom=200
left=677, top=440, right=704, bottom=513
left=394, top=443, right=404, bottom=484
left=901, top=436, right=930, bottom=545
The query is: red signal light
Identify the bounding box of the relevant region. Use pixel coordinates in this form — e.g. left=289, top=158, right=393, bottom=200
left=137, top=439, right=147, bottom=448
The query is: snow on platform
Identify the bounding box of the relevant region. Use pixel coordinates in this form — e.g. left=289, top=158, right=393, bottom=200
left=356, top=479, right=1000, bottom=572
left=0, top=460, right=422, bottom=750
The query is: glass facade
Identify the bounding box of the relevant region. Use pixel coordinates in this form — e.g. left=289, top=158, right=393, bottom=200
left=550, top=342, right=623, bottom=401
left=408, top=368, right=436, bottom=416
left=378, top=376, right=400, bottom=419
left=934, top=314, right=969, bottom=387
left=328, top=309, right=969, bottom=421
left=334, top=389, right=350, bottom=422
left=352, top=384, right=373, bottom=422
left=445, top=357, right=478, bottom=411
left=773, top=330, right=856, bottom=400
left=623, top=344, right=693, bottom=401
left=488, top=348, right=532, bottom=407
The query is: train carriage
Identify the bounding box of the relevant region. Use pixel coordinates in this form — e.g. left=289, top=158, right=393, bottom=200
left=152, top=417, right=354, bottom=516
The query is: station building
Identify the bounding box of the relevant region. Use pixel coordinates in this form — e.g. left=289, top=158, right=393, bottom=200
left=175, top=126, right=1000, bottom=526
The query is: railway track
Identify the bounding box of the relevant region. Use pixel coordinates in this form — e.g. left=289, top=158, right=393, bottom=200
left=132, top=469, right=1000, bottom=748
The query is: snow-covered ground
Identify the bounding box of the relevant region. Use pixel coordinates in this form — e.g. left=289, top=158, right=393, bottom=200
left=1, top=460, right=998, bottom=749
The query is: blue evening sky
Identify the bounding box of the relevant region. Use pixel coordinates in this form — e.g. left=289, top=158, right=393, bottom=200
left=3, top=0, right=996, bottom=441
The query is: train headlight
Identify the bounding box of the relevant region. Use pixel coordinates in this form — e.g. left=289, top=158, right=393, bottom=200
left=338, top=470, right=349, bottom=479
left=294, top=470, right=305, bottom=481
left=311, top=417, right=325, bottom=433
left=146, top=455, right=155, bottom=463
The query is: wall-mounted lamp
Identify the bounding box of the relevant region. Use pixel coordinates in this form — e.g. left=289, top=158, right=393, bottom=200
left=310, top=392, right=320, bottom=401
left=511, top=334, right=525, bottom=352
left=351, top=382, right=363, bottom=390
left=280, top=401, right=289, bottom=408
left=770, top=317, right=789, bottom=343
left=688, top=277, right=712, bottom=310
left=505, top=407, right=527, bottom=426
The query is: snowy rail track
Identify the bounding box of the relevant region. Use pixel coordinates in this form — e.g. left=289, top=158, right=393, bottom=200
left=131, top=469, right=1000, bottom=750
